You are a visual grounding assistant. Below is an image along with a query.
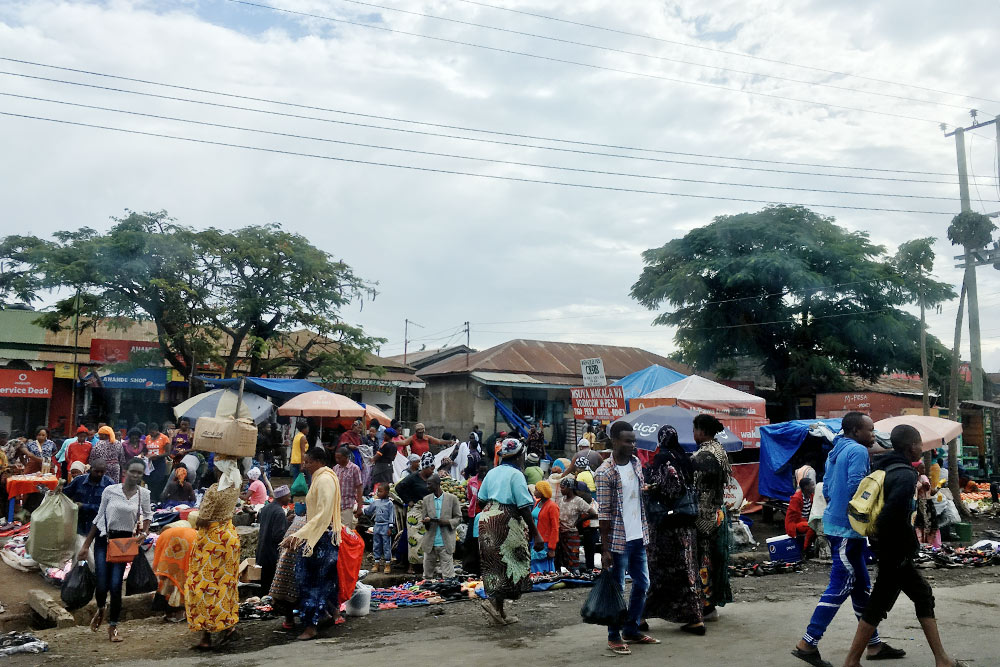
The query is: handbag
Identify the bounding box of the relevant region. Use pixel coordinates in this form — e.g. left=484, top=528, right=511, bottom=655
left=105, top=488, right=142, bottom=564
left=646, top=488, right=697, bottom=527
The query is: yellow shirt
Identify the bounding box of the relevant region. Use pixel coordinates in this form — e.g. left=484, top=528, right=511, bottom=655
left=291, top=432, right=306, bottom=465
left=577, top=469, right=597, bottom=492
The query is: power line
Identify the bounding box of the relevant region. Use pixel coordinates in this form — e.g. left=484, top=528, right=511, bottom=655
left=451, top=0, right=1000, bottom=108
left=5, top=91, right=984, bottom=202
left=3, top=67, right=992, bottom=187
left=5, top=57, right=992, bottom=180
left=223, top=1, right=952, bottom=126
left=0, top=110, right=962, bottom=214
left=265, top=0, right=992, bottom=115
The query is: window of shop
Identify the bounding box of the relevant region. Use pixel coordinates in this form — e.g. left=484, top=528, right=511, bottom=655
left=511, top=388, right=547, bottom=424
left=396, top=388, right=419, bottom=423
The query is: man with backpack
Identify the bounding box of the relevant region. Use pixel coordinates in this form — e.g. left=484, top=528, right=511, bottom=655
left=840, top=424, right=965, bottom=667
left=792, top=412, right=904, bottom=667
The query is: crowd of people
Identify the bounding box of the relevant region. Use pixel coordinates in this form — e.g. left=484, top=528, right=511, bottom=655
left=0, top=409, right=971, bottom=664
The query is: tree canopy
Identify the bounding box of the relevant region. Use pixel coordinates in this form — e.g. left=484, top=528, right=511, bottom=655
left=630, top=205, right=955, bottom=405
left=5, top=211, right=382, bottom=381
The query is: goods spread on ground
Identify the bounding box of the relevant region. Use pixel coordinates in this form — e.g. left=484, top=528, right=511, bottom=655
left=914, top=542, right=1000, bottom=568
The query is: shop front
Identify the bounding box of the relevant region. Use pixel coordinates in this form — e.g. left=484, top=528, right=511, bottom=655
left=0, top=369, right=53, bottom=434
left=79, top=368, right=173, bottom=427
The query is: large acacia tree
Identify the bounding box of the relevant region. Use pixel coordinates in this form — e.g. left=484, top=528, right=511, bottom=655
left=631, top=205, right=953, bottom=414
left=10, top=210, right=382, bottom=380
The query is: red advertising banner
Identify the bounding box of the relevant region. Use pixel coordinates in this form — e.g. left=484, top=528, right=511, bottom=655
left=571, top=385, right=627, bottom=421
left=89, top=338, right=160, bottom=364
left=0, top=369, right=53, bottom=398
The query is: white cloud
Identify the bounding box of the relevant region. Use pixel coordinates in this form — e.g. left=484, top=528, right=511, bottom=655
left=1, top=0, right=998, bottom=368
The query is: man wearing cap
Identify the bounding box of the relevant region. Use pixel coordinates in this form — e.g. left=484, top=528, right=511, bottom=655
left=524, top=453, right=544, bottom=485
left=256, top=484, right=293, bottom=597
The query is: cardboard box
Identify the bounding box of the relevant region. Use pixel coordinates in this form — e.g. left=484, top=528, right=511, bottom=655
left=766, top=535, right=802, bottom=563
left=238, top=557, right=262, bottom=583
left=194, top=416, right=257, bottom=457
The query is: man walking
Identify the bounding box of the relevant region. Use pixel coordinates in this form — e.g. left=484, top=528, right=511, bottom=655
left=421, top=474, right=463, bottom=579
left=840, top=425, right=965, bottom=667
left=596, top=421, right=659, bottom=656
left=333, top=447, right=363, bottom=529
left=792, top=412, right=904, bottom=667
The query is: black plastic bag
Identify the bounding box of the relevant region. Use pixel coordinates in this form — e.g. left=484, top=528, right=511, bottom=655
left=60, top=561, right=96, bottom=610
left=125, top=552, right=157, bottom=596
left=580, top=570, right=628, bottom=626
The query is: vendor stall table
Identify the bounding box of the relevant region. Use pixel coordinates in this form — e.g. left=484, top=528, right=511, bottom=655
left=5, top=474, right=59, bottom=521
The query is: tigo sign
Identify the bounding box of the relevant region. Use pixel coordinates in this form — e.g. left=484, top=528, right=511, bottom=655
left=0, top=369, right=53, bottom=398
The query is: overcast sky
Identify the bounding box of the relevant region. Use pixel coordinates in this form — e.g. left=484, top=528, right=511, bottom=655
left=2, top=0, right=1000, bottom=371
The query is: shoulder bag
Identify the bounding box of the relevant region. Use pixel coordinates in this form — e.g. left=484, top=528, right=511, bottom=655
left=106, top=488, right=142, bottom=563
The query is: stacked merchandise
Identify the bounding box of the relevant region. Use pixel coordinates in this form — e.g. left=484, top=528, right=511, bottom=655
left=729, top=561, right=803, bottom=578
left=915, top=543, right=1000, bottom=568
left=369, top=578, right=483, bottom=610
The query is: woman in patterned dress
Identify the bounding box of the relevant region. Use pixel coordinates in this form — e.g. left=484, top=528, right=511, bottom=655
left=152, top=513, right=198, bottom=623
left=643, top=425, right=705, bottom=633
left=475, top=438, right=541, bottom=625
left=691, top=415, right=733, bottom=620
left=185, top=457, right=241, bottom=649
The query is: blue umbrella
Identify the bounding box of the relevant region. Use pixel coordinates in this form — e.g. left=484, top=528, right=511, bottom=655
left=172, top=389, right=274, bottom=425
left=617, top=405, right=744, bottom=453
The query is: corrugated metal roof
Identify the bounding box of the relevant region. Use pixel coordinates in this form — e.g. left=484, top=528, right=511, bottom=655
left=419, top=339, right=693, bottom=380
left=470, top=371, right=573, bottom=390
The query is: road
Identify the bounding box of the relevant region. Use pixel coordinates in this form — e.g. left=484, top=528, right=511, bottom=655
left=10, top=568, right=999, bottom=667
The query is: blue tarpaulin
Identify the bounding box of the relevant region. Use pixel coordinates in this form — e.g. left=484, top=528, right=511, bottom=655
left=200, top=376, right=328, bottom=401
left=611, top=364, right=687, bottom=399
left=486, top=389, right=530, bottom=437
left=758, top=419, right=841, bottom=500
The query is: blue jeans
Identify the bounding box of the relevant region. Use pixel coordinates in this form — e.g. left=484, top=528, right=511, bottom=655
left=608, top=539, right=650, bottom=641
left=289, top=463, right=301, bottom=482
left=93, top=534, right=129, bottom=626
left=372, top=532, right=392, bottom=561
left=803, top=535, right=882, bottom=647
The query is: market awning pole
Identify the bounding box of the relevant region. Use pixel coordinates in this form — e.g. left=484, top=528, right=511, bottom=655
left=234, top=376, right=245, bottom=420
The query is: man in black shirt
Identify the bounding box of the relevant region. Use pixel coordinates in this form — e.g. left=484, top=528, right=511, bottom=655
left=841, top=424, right=965, bottom=667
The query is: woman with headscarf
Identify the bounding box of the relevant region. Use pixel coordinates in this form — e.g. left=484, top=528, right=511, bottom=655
left=643, top=425, right=705, bottom=634
left=186, top=456, right=241, bottom=649
left=152, top=513, right=199, bottom=623
left=241, top=467, right=268, bottom=505
left=475, top=439, right=541, bottom=625
left=394, top=452, right=436, bottom=574
left=161, top=465, right=197, bottom=507
left=90, top=426, right=127, bottom=483
left=530, top=480, right=559, bottom=573
left=691, top=414, right=733, bottom=621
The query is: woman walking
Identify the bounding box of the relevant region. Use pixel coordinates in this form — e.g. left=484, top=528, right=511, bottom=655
left=77, top=458, right=152, bottom=642
left=644, top=425, right=705, bottom=634
left=691, top=415, right=733, bottom=620
left=152, top=513, right=198, bottom=623
left=476, top=439, right=541, bottom=625
left=186, top=456, right=241, bottom=649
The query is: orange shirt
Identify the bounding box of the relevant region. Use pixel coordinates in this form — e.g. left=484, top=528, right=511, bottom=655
left=145, top=433, right=170, bottom=457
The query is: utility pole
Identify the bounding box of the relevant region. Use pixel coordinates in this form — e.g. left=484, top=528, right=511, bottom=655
left=403, top=319, right=423, bottom=365
left=946, top=115, right=1000, bottom=401
left=464, top=321, right=470, bottom=369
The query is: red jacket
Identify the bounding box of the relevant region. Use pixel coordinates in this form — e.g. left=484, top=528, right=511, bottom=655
left=785, top=490, right=810, bottom=537
left=535, top=499, right=560, bottom=551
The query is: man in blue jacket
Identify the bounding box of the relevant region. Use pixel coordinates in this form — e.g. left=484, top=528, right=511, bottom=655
left=792, top=412, right=905, bottom=667
left=840, top=424, right=964, bottom=667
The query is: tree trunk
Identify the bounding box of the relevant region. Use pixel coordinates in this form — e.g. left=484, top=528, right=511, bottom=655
left=947, top=280, right=972, bottom=520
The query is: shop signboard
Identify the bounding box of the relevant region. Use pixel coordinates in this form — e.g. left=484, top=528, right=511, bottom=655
left=0, top=369, right=53, bottom=398
left=571, top=385, right=627, bottom=421
left=98, top=368, right=168, bottom=390
left=53, top=363, right=76, bottom=379
left=89, top=338, right=160, bottom=364
left=580, top=357, right=606, bottom=387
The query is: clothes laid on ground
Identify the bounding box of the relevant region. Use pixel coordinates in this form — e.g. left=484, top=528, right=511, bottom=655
left=185, top=484, right=240, bottom=633
left=0, top=632, right=48, bottom=657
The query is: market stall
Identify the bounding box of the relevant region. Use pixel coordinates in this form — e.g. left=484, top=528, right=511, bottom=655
left=759, top=419, right=841, bottom=501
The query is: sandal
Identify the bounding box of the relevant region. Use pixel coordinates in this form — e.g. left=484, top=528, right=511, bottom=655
left=90, top=608, right=105, bottom=632
left=791, top=647, right=833, bottom=667
left=623, top=634, right=661, bottom=645
left=217, top=628, right=238, bottom=647
left=479, top=599, right=505, bottom=626
left=680, top=623, right=706, bottom=636
left=608, top=641, right=632, bottom=656
left=867, top=643, right=906, bottom=660
left=108, top=627, right=124, bottom=643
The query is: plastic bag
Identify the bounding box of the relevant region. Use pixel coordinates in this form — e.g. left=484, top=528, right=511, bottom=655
left=580, top=570, right=627, bottom=626
left=337, top=527, right=365, bottom=605
left=26, top=492, right=78, bottom=568
left=60, top=561, right=96, bottom=610
left=125, top=552, right=157, bottom=596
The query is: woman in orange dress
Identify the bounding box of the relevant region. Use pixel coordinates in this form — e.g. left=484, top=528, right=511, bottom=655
left=152, top=514, right=198, bottom=622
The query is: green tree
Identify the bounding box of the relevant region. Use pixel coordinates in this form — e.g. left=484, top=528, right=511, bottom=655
left=630, top=205, right=952, bottom=415
left=14, top=211, right=382, bottom=381
left=892, top=238, right=956, bottom=413
left=0, top=235, right=49, bottom=308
